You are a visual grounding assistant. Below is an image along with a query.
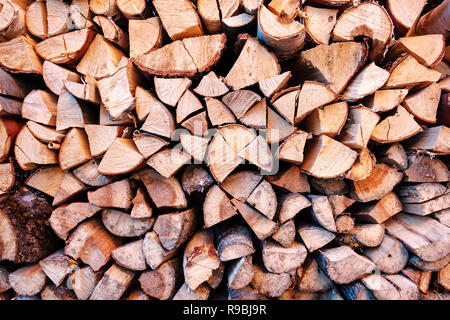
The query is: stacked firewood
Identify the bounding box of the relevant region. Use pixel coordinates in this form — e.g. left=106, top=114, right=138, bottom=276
left=0, top=0, right=449, bottom=300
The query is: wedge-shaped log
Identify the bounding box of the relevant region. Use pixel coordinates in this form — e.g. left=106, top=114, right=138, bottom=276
left=364, top=235, right=409, bottom=274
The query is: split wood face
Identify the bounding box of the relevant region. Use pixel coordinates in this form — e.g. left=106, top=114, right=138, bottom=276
left=0, top=0, right=449, bottom=301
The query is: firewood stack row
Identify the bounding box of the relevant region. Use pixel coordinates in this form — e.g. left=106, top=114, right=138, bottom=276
left=0, top=0, right=449, bottom=300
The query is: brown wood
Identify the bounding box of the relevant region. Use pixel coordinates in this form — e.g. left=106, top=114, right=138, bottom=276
left=278, top=193, right=311, bottom=224
left=415, top=0, right=449, bottom=36
left=403, top=155, right=449, bottom=183
left=39, top=249, right=78, bottom=286
left=297, top=223, right=335, bottom=252
left=68, top=265, right=104, bottom=300
left=365, top=89, right=408, bottom=113
left=266, top=165, right=310, bottom=193
left=9, top=264, right=46, bottom=296
left=203, top=184, right=237, bottom=228
left=297, top=257, right=333, bottom=293
left=251, top=264, right=292, bottom=298
left=340, top=223, right=385, bottom=248
left=52, top=172, right=87, bottom=206
left=387, top=0, right=426, bottom=35
left=139, top=258, right=181, bottom=300
left=217, top=223, right=255, bottom=261
left=406, top=126, right=450, bottom=154
left=0, top=35, right=42, bottom=74
left=153, top=209, right=197, bottom=251
left=304, top=6, right=338, bottom=45
left=102, top=208, right=154, bottom=237
left=353, top=192, right=403, bottom=224
left=89, top=264, right=135, bottom=300
left=272, top=219, right=295, bottom=248
left=142, top=231, right=178, bottom=270
left=302, top=102, right=348, bottom=138
left=228, top=255, right=254, bottom=290
left=98, top=138, right=144, bottom=175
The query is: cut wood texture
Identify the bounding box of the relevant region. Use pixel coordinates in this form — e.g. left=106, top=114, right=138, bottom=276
left=0, top=0, right=449, bottom=301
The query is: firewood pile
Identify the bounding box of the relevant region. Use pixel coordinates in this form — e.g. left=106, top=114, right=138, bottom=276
left=0, top=0, right=449, bottom=301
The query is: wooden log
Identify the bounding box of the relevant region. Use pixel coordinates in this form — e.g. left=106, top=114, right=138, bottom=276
left=272, top=219, right=295, bottom=248
left=433, top=209, right=450, bottom=228
left=69, top=0, right=93, bottom=29
left=438, top=263, right=450, bottom=291
left=246, top=180, right=277, bottom=220
left=43, top=61, right=80, bottom=95
left=304, top=6, right=338, bottom=45
left=401, top=267, right=431, bottom=294
left=386, top=0, right=426, bottom=36
left=59, top=127, right=92, bottom=170
left=194, top=71, right=229, bottom=98
left=64, top=77, right=100, bottom=105
left=98, top=138, right=144, bottom=175
left=365, top=89, right=408, bottom=113
left=295, top=81, right=337, bottom=124
left=410, top=254, right=450, bottom=272
left=39, top=249, right=78, bottom=286
left=403, top=83, right=441, bottom=123
left=225, top=35, right=280, bottom=90
left=335, top=214, right=355, bottom=234
left=0, top=35, right=42, bottom=74
left=49, top=202, right=101, bottom=240
left=222, top=13, right=256, bottom=41
left=345, top=148, right=376, bottom=181
left=0, top=161, right=14, bottom=192
left=181, top=165, right=214, bottom=197
left=177, top=90, right=204, bottom=124
left=360, top=274, right=401, bottom=300
left=116, top=0, right=145, bottom=18
left=384, top=274, right=420, bottom=300
left=153, top=209, right=197, bottom=251
left=398, top=183, right=447, bottom=204
left=266, top=106, right=296, bottom=143
left=22, top=90, right=57, bottom=126
left=0, top=266, right=10, bottom=293
left=219, top=171, right=262, bottom=202
left=317, top=246, right=376, bottom=284
left=385, top=213, right=450, bottom=262
left=173, top=282, right=210, bottom=300
left=328, top=195, right=355, bottom=216
left=217, top=223, right=255, bottom=261
left=89, top=0, right=119, bottom=16
left=257, top=5, right=306, bottom=60
left=402, top=193, right=450, bottom=216
left=297, top=223, right=335, bottom=252
left=302, top=102, right=348, bottom=138
left=415, top=0, right=450, bottom=36
left=266, top=164, right=310, bottom=193
left=258, top=71, right=291, bottom=99
left=278, top=193, right=311, bottom=224
left=141, top=99, right=175, bottom=139
left=342, top=63, right=389, bottom=102
left=56, top=91, right=95, bottom=131
left=139, top=258, right=181, bottom=300
left=180, top=132, right=209, bottom=161
left=0, top=0, right=26, bottom=41
left=35, top=28, right=96, bottom=65
left=133, top=34, right=226, bottom=78
left=403, top=155, right=449, bottom=183
left=232, top=198, right=278, bottom=241
left=67, top=265, right=103, bottom=300
left=228, top=255, right=254, bottom=290
left=310, top=177, right=348, bottom=196
left=147, top=148, right=190, bottom=178
left=223, top=90, right=261, bottom=120
left=72, top=159, right=114, bottom=187
left=102, top=208, right=154, bottom=238
left=203, top=184, right=238, bottom=228
left=276, top=131, right=309, bottom=164
left=130, top=187, right=152, bottom=219
left=406, top=126, right=450, bottom=154
left=262, top=240, right=307, bottom=274
left=65, top=219, right=121, bottom=271
left=353, top=192, right=403, bottom=224
left=0, top=188, right=58, bottom=263
left=300, top=135, right=357, bottom=179
left=297, top=257, right=333, bottom=293
left=341, top=223, right=385, bottom=248
left=308, top=195, right=337, bottom=232
left=183, top=229, right=220, bottom=290
left=142, top=231, right=178, bottom=270
left=251, top=264, right=291, bottom=298
left=9, top=264, right=46, bottom=296
left=388, top=35, right=445, bottom=67
left=129, top=17, right=161, bottom=59
left=197, top=0, right=221, bottom=34
left=111, top=240, right=146, bottom=271
left=340, top=282, right=375, bottom=300
left=88, top=179, right=133, bottom=210
left=89, top=264, right=135, bottom=300
left=378, top=142, right=408, bottom=171
left=41, top=284, right=77, bottom=300
left=133, top=133, right=168, bottom=159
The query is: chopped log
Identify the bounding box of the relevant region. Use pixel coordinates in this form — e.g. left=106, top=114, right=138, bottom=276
left=72, top=159, right=114, bottom=187
left=272, top=219, right=295, bottom=248
left=402, top=193, right=450, bottom=216
left=0, top=0, right=26, bottom=41
left=56, top=91, right=95, bottom=131
left=52, top=172, right=87, bottom=206
left=203, top=184, right=237, bottom=228
left=386, top=0, right=426, bottom=35
left=9, top=264, right=46, bottom=296
left=328, top=195, right=355, bottom=216
left=181, top=165, right=214, bottom=197
left=384, top=55, right=442, bottom=89
left=111, top=240, right=146, bottom=271
left=332, top=2, right=392, bottom=61
left=341, top=282, right=375, bottom=300
left=0, top=161, right=14, bottom=192
left=0, top=65, right=30, bottom=97
left=154, top=77, right=191, bottom=108
left=398, top=183, right=447, bottom=204
left=133, top=133, right=168, bottom=159
left=292, top=41, right=367, bottom=94
left=351, top=163, right=403, bottom=202
left=257, top=5, right=306, bottom=60
left=69, top=0, right=93, bottom=29
left=49, top=202, right=102, bottom=240
left=251, top=264, right=291, bottom=298
left=22, top=90, right=57, bottom=126
left=304, top=6, right=338, bottom=45
left=134, top=168, right=187, bottom=209
left=90, top=264, right=135, bottom=300
left=300, top=135, right=357, bottom=179
left=25, top=0, right=71, bottom=39
left=247, top=180, right=277, bottom=220
left=335, top=214, right=355, bottom=234
left=59, top=127, right=92, bottom=170
left=388, top=35, right=445, bottom=67
left=128, top=17, right=161, bottom=59
left=217, top=223, right=255, bottom=261
left=27, top=121, right=65, bottom=144
left=133, top=34, right=226, bottom=78
left=385, top=213, right=450, bottom=262
left=14, top=126, right=58, bottom=169
left=297, top=257, right=333, bottom=293
left=297, top=223, right=336, bottom=252
left=403, top=83, right=441, bottom=123
left=402, top=267, right=431, bottom=294
left=437, top=263, right=450, bottom=291
left=242, top=0, right=261, bottom=14
left=225, top=35, right=280, bottom=90
left=207, top=131, right=242, bottom=183
left=35, top=28, right=96, bottom=65
left=317, top=246, right=376, bottom=284
left=180, top=132, right=209, bottom=162
left=65, top=219, right=121, bottom=271
left=183, top=229, right=220, bottom=290
left=93, top=15, right=128, bottom=51
left=43, top=61, right=80, bottom=95
left=68, top=265, right=104, bottom=300
left=228, top=255, right=254, bottom=290
left=142, top=231, right=178, bottom=270
left=130, top=187, right=152, bottom=219
left=194, top=71, right=229, bottom=98
left=88, top=179, right=133, bottom=209
left=0, top=267, right=10, bottom=293
left=266, top=106, right=296, bottom=143
left=219, top=171, right=262, bottom=202
left=410, top=254, right=450, bottom=272
left=258, top=71, right=291, bottom=99
left=407, top=126, right=450, bottom=154
left=0, top=96, right=22, bottom=117
left=378, top=142, right=408, bottom=170
left=403, top=155, right=449, bottom=183
left=197, top=0, right=221, bottom=34
left=64, top=77, right=100, bottom=105
left=360, top=274, right=400, bottom=300
left=384, top=274, right=420, bottom=300
left=266, top=164, right=310, bottom=193
left=205, top=97, right=236, bottom=126
left=0, top=35, right=42, bottom=74
left=173, top=282, right=210, bottom=300
left=345, top=148, right=376, bottom=181
left=267, top=0, right=299, bottom=18
left=339, top=105, right=380, bottom=149
left=84, top=125, right=122, bottom=157
left=139, top=258, right=181, bottom=300
left=262, top=240, right=307, bottom=274
left=365, top=89, right=408, bottom=113
left=276, top=131, right=309, bottom=164
left=232, top=199, right=278, bottom=241
left=355, top=194, right=401, bottom=228
left=177, top=90, right=203, bottom=124
left=217, top=0, right=240, bottom=19
left=341, top=223, right=385, bottom=248
left=39, top=249, right=78, bottom=286
left=415, top=0, right=450, bottom=36
left=41, top=284, right=77, bottom=300
left=98, top=138, right=144, bottom=175
left=89, top=0, right=119, bottom=16
left=342, top=63, right=390, bottom=102
left=222, top=13, right=256, bottom=41
left=433, top=209, right=450, bottom=228
left=295, top=81, right=337, bottom=124
left=141, top=99, right=175, bottom=139
left=278, top=193, right=311, bottom=224
left=223, top=90, right=261, bottom=120
left=310, top=177, right=348, bottom=196
left=102, top=208, right=154, bottom=237
left=301, top=102, right=348, bottom=138
left=153, top=209, right=197, bottom=251
left=147, top=148, right=190, bottom=178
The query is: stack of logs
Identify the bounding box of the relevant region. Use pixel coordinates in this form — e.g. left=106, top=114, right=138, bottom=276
left=0, top=0, right=449, bottom=300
